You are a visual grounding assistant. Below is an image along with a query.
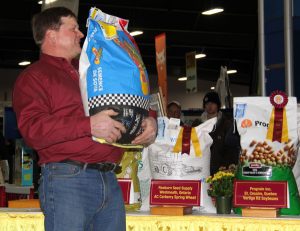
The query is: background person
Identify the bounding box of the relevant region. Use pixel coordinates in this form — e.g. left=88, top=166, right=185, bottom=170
left=167, top=101, right=184, bottom=125
left=12, top=7, right=156, bottom=231
left=194, top=91, right=240, bottom=175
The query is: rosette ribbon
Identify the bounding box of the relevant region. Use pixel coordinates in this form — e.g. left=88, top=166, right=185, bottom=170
left=266, top=90, right=289, bottom=142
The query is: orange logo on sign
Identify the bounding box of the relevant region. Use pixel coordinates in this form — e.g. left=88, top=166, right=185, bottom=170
left=241, top=119, right=252, bottom=128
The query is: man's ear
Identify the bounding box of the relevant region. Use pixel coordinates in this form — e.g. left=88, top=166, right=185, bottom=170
left=45, top=29, right=56, bottom=44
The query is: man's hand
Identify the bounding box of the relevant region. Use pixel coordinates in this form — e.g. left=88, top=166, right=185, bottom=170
left=131, top=117, right=157, bottom=146
left=90, top=109, right=126, bottom=143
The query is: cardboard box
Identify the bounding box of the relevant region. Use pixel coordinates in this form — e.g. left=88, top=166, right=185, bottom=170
left=14, top=139, right=33, bottom=186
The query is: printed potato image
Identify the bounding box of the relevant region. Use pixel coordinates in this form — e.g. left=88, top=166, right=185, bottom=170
left=239, top=140, right=296, bottom=167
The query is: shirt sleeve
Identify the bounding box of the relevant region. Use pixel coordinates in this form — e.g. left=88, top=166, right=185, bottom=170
left=12, top=70, right=91, bottom=150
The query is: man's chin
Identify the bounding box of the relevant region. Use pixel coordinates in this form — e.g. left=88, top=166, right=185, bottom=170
left=74, top=49, right=82, bottom=58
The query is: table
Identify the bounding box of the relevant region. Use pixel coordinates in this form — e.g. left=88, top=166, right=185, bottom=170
left=0, top=209, right=300, bottom=231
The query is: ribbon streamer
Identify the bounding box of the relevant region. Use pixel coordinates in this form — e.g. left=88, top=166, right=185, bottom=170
left=266, top=107, right=288, bottom=142
left=173, top=127, right=202, bottom=157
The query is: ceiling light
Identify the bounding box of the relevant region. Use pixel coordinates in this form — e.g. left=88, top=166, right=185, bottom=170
left=210, top=86, right=215, bottom=90
left=45, top=0, right=57, bottom=4
left=227, top=69, right=237, bottom=74
left=18, top=61, right=31, bottom=66
left=178, top=77, right=187, bottom=81
left=195, top=53, right=206, bottom=59
left=130, top=31, right=143, bottom=36
left=38, top=0, right=43, bottom=4
left=202, top=8, right=224, bottom=15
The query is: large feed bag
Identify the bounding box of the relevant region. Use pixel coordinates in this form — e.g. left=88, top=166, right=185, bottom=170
left=79, top=7, right=150, bottom=147
left=234, top=94, right=300, bottom=215
left=138, top=117, right=217, bottom=212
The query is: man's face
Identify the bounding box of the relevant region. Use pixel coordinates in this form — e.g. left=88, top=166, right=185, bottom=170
left=204, top=102, right=218, bottom=115
left=53, top=16, right=84, bottom=60
left=167, top=104, right=181, bottom=119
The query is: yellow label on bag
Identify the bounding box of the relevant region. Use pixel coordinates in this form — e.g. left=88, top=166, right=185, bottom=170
left=99, top=21, right=117, bottom=39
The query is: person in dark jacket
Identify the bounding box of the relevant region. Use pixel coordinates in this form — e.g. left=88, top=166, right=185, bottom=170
left=197, top=91, right=240, bottom=175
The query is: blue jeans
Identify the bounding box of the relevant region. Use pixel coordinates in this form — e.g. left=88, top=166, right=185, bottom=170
left=39, top=162, right=126, bottom=231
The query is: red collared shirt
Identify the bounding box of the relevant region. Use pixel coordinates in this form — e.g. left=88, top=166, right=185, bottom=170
left=13, top=53, right=123, bottom=164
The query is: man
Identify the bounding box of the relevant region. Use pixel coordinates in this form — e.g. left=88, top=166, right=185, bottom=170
left=201, top=92, right=221, bottom=122
left=167, top=101, right=184, bottom=125
left=12, top=7, right=156, bottom=231
left=197, top=91, right=240, bottom=175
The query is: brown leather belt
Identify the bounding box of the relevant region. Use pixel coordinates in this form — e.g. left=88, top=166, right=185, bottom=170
left=61, top=160, right=122, bottom=174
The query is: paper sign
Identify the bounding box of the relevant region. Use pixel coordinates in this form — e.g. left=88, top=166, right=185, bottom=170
left=150, top=179, right=201, bottom=206
left=186, top=51, right=197, bottom=93
left=118, top=178, right=132, bottom=204
left=234, top=180, right=288, bottom=208
left=155, top=33, right=168, bottom=103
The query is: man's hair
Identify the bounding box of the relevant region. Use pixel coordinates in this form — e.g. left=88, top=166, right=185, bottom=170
left=31, top=7, right=77, bottom=46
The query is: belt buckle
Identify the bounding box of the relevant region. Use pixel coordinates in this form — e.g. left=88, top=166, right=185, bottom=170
left=102, top=162, right=117, bottom=172
left=101, top=162, right=115, bottom=172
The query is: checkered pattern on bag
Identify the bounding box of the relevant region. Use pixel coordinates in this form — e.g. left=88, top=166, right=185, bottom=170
left=88, top=94, right=149, bottom=110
